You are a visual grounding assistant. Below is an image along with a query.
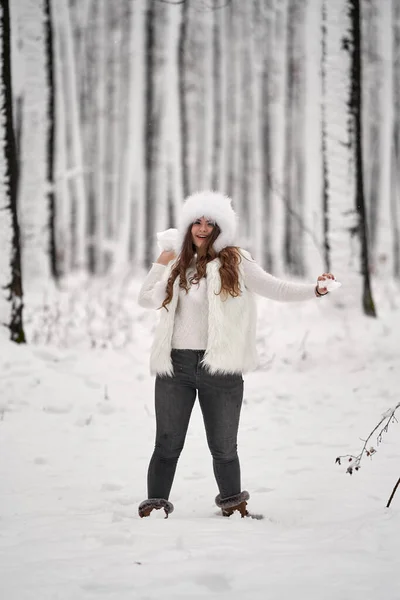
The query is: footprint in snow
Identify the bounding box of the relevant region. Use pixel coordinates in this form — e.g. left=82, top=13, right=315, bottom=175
left=101, top=534, right=134, bottom=547
left=101, top=483, right=124, bottom=492
left=195, top=574, right=231, bottom=592
left=286, top=467, right=313, bottom=475
left=43, top=404, right=72, bottom=414
left=97, top=403, right=116, bottom=415
left=116, top=496, right=136, bottom=506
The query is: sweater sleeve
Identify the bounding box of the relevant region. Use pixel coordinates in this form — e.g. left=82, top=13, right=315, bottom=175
left=242, top=255, right=317, bottom=302
left=138, top=263, right=167, bottom=309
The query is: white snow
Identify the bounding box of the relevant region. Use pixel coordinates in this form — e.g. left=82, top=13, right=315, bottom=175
left=317, top=278, right=342, bottom=291
left=157, top=227, right=178, bottom=252
left=1, top=279, right=399, bottom=600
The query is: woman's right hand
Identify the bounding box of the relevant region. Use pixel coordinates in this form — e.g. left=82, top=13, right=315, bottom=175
left=156, top=250, right=176, bottom=265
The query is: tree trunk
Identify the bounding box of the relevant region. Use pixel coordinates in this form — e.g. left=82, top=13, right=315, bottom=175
left=284, top=0, right=307, bottom=276
left=44, top=0, right=58, bottom=280
left=55, top=0, right=87, bottom=271
left=268, top=0, right=287, bottom=276
left=323, top=1, right=362, bottom=309
left=178, top=0, right=189, bottom=198
left=349, top=0, right=377, bottom=316
left=164, top=4, right=184, bottom=227
left=249, top=0, right=264, bottom=263
left=375, top=0, right=394, bottom=280
left=54, top=8, right=71, bottom=277
left=115, top=0, right=146, bottom=269
left=93, top=0, right=106, bottom=274
left=202, top=10, right=215, bottom=190
left=0, top=0, right=26, bottom=343
left=18, top=0, right=51, bottom=286
left=321, top=0, right=330, bottom=271
left=392, top=0, right=400, bottom=278
left=145, top=0, right=158, bottom=266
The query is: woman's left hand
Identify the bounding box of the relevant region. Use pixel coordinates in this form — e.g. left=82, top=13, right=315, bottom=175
left=316, top=272, right=335, bottom=295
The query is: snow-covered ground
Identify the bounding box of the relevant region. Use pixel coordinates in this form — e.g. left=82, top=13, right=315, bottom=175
left=1, top=278, right=400, bottom=600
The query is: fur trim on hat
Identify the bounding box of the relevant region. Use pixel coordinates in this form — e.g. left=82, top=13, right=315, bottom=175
left=176, top=190, right=238, bottom=253
left=138, top=498, right=174, bottom=518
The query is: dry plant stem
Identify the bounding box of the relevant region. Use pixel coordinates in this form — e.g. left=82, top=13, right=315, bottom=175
left=386, top=478, right=400, bottom=508
left=336, top=402, right=400, bottom=472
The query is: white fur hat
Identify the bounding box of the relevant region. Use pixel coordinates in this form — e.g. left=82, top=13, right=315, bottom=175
left=176, top=190, right=238, bottom=253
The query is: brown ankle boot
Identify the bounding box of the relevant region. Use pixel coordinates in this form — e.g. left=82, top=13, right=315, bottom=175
left=221, top=500, right=249, bottom=518
left=138, top=498, right=174, bottom=519
left=215, top=491, right=250, bottom=518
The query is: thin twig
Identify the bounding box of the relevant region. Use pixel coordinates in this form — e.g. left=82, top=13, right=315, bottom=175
left=386, top=478, right=400, bottom=508
left=336, top=402, right=400, bottom=474
left=267, top=175, right=325, bottom=263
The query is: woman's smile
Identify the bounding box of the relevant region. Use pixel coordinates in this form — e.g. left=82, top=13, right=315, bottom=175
left=191, top=217, right=215, bottom=248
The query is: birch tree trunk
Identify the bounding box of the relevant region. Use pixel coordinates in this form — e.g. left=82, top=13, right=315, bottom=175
left=248, top=0, right=264, bottom=263
left=44, top=0, right=57, bottom=280
left=392, top=0, right=400, bottom=278
left=178, top=1, right=189, bottom=199
left=322, top=0, right=360, bottom=306
left=93, top=0, right=106, bottom=274
left=202, top=9, right=215, bottom=191
left=0, top=0, right=26, bottom=343
left=211, top=2, right=228, bottom=193
left=284, top=0, right=307, bottom=276
left=108, top=2, right=124, bottom=245
left=349, top=0, right=376, bottom=316
left=260, top=0, right=274, bottom=270
left=323, top=0, right=376, bottom=314
left=180, top=3, right=207, bottom=195
left=303, top=0, right=324, bottom=273
left=268, top=0, right=288, bottom=276
left=54, top=0, right=87, bottom=272
left=321, top=0, right=330, bottom=270
left=238, top=2, right=253, bottom=243
left=217, top=4, right=228, bottom=195
left=362, top=0, right=382, bottom=259
left=376, top=0, right=394, bottom=279
left=54, top=12, right=71, bottom=277
left=116, top=0, right=146, bottom=268
left=145, top=1, right=172, bottom=264
left=228, top=1, right=244, bottom=213
left=18, top=0, right=51, bottom=286
left=164, top=4, right=184, bottom=227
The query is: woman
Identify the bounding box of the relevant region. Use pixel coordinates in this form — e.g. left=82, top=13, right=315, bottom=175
left=137, top=191, right=335, bottom=519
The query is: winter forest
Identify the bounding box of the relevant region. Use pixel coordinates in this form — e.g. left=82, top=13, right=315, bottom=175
left=1, top=0, right=400, bottom=343
left=2, top=1, right=400, bottom=596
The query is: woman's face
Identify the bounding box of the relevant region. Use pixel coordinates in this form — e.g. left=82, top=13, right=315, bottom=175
left=191, top=217, right=216, bottom=248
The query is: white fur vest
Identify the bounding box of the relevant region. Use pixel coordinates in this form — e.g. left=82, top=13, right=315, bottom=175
left=150, top=249, right=258, bottom=376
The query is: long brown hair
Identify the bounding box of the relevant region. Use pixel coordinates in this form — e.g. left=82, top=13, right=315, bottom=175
left=161, top=224, right=242, bottom=310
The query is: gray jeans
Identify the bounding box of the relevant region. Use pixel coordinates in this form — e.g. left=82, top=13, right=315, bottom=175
left=147, top=349, right=244, bottom=501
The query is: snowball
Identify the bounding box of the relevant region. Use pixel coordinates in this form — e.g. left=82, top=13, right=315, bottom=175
left=318, top=279, right=342, bottom=292
left=157, top=229, right=178, bottom=252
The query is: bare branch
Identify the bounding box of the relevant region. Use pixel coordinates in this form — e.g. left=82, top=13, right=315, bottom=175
left=267, top=175, right=325, bottom=263
left=155, top=0, right=232, bottom=9
left=386, top=478, right=400, bottom=508
left=336, top=402, right=400, bottom=474
left=200, top=0, right=232, bottom=9
left=155, top=0, right=186, bottom=4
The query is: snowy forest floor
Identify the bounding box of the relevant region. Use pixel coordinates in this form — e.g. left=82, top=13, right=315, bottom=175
left=1, top=275, right=400, bottom=600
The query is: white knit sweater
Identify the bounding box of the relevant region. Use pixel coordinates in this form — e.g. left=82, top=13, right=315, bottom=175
left=138, top=256, right=317, bottom=350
